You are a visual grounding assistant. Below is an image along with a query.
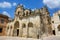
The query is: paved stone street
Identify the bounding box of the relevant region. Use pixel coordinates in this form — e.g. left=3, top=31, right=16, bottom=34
left=0, top=35, right=60, bottom=40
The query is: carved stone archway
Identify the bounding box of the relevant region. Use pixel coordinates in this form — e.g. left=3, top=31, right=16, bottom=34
left=13, top=21, right=19, bottom=36
left=57, top=25, right=60, bottom=31
left=28, top=22, right=33, bottom=27
left=27, top=22, right=33, bottom=38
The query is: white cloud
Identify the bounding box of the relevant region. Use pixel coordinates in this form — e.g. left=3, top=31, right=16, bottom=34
left=31, top=9, right=35, bottom=11
left=0, top=1, right=17, bottom=8
left=2, top=11, right=11, bottom=17
left=13, top=2, right=17, bottom=6
left=31, top=8, right=36, bottom=11
left=0, top=2, right=11, bottom=8
left=43, top=0, right=60, bottom=8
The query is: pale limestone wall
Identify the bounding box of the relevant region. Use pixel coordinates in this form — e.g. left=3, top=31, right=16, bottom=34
left=6, top=5, right=52, bottom=39
left=6, top=15, right=40, bottom=38
left=6, top=22, right=14, bottom=36
left=52, top=10, right=60, bottom=35
left=21, top=15, right=40, bottom=38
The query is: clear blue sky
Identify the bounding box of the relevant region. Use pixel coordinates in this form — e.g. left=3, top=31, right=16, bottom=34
left=0, top=0, right=60, bottom=18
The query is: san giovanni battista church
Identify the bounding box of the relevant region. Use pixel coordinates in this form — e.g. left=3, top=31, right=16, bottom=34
left=6, top=4, right=52, bottom=39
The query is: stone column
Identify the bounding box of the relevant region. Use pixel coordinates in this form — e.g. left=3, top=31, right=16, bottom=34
left=8, top=26, right=11, bottom=36
left=11, top=25, right=14, bottom=36
left=33, top=24, right=37, bottom=38
left=26, top=23, right=29, bottom=38
left=23, top=23, right=28, bottom=38
left=19, top=22, right=22, bottom=37
left=22, top=23, right=27, bottom=38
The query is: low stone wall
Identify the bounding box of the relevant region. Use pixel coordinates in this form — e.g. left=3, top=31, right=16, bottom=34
left=0, top=35, right=60, bottom=40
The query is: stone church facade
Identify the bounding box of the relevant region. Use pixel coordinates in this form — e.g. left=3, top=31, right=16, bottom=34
left=51, top=10, right=60, bottom=35
left=6, top=5, right=52, bottom=39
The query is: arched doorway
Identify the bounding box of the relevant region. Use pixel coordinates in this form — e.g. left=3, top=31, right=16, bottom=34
left=53, top=30, right=55, bottom=35
left=13, top=21, right=19, bottom=36
left=27, top=22, right=33, bottom=38
left=22, top=23, right=26, bottom=37
left=58, top=25, right=60, bottom=31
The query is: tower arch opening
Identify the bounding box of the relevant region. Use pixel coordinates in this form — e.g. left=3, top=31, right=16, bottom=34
left=13, top=21, right=19, bottom=36
left=57, top=25, right=60, bottom=31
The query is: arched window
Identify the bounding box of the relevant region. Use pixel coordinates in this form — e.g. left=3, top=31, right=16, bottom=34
left=22, top=23, right=26, bottom=28
left=14, top=21, right=19, bottom=29
left=18, top=11, right=20, bottom=15
left=58, top=25, right=60, bottom=31
left=10, top=26, right=12, bottom=29
left=28, top=22, right=33, bottom=27
left=0, top=28, right=2, bottom=33
left=26, top=11, right=28, bottom=15
left=7, top=26, right=9, bottom=30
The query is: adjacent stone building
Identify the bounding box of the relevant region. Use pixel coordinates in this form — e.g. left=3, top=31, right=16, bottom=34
left=51, top=10, right=60, bottom=35
left=0, top=14, right=9, bottom=36
left=6, top=5, right=52, bottom=39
